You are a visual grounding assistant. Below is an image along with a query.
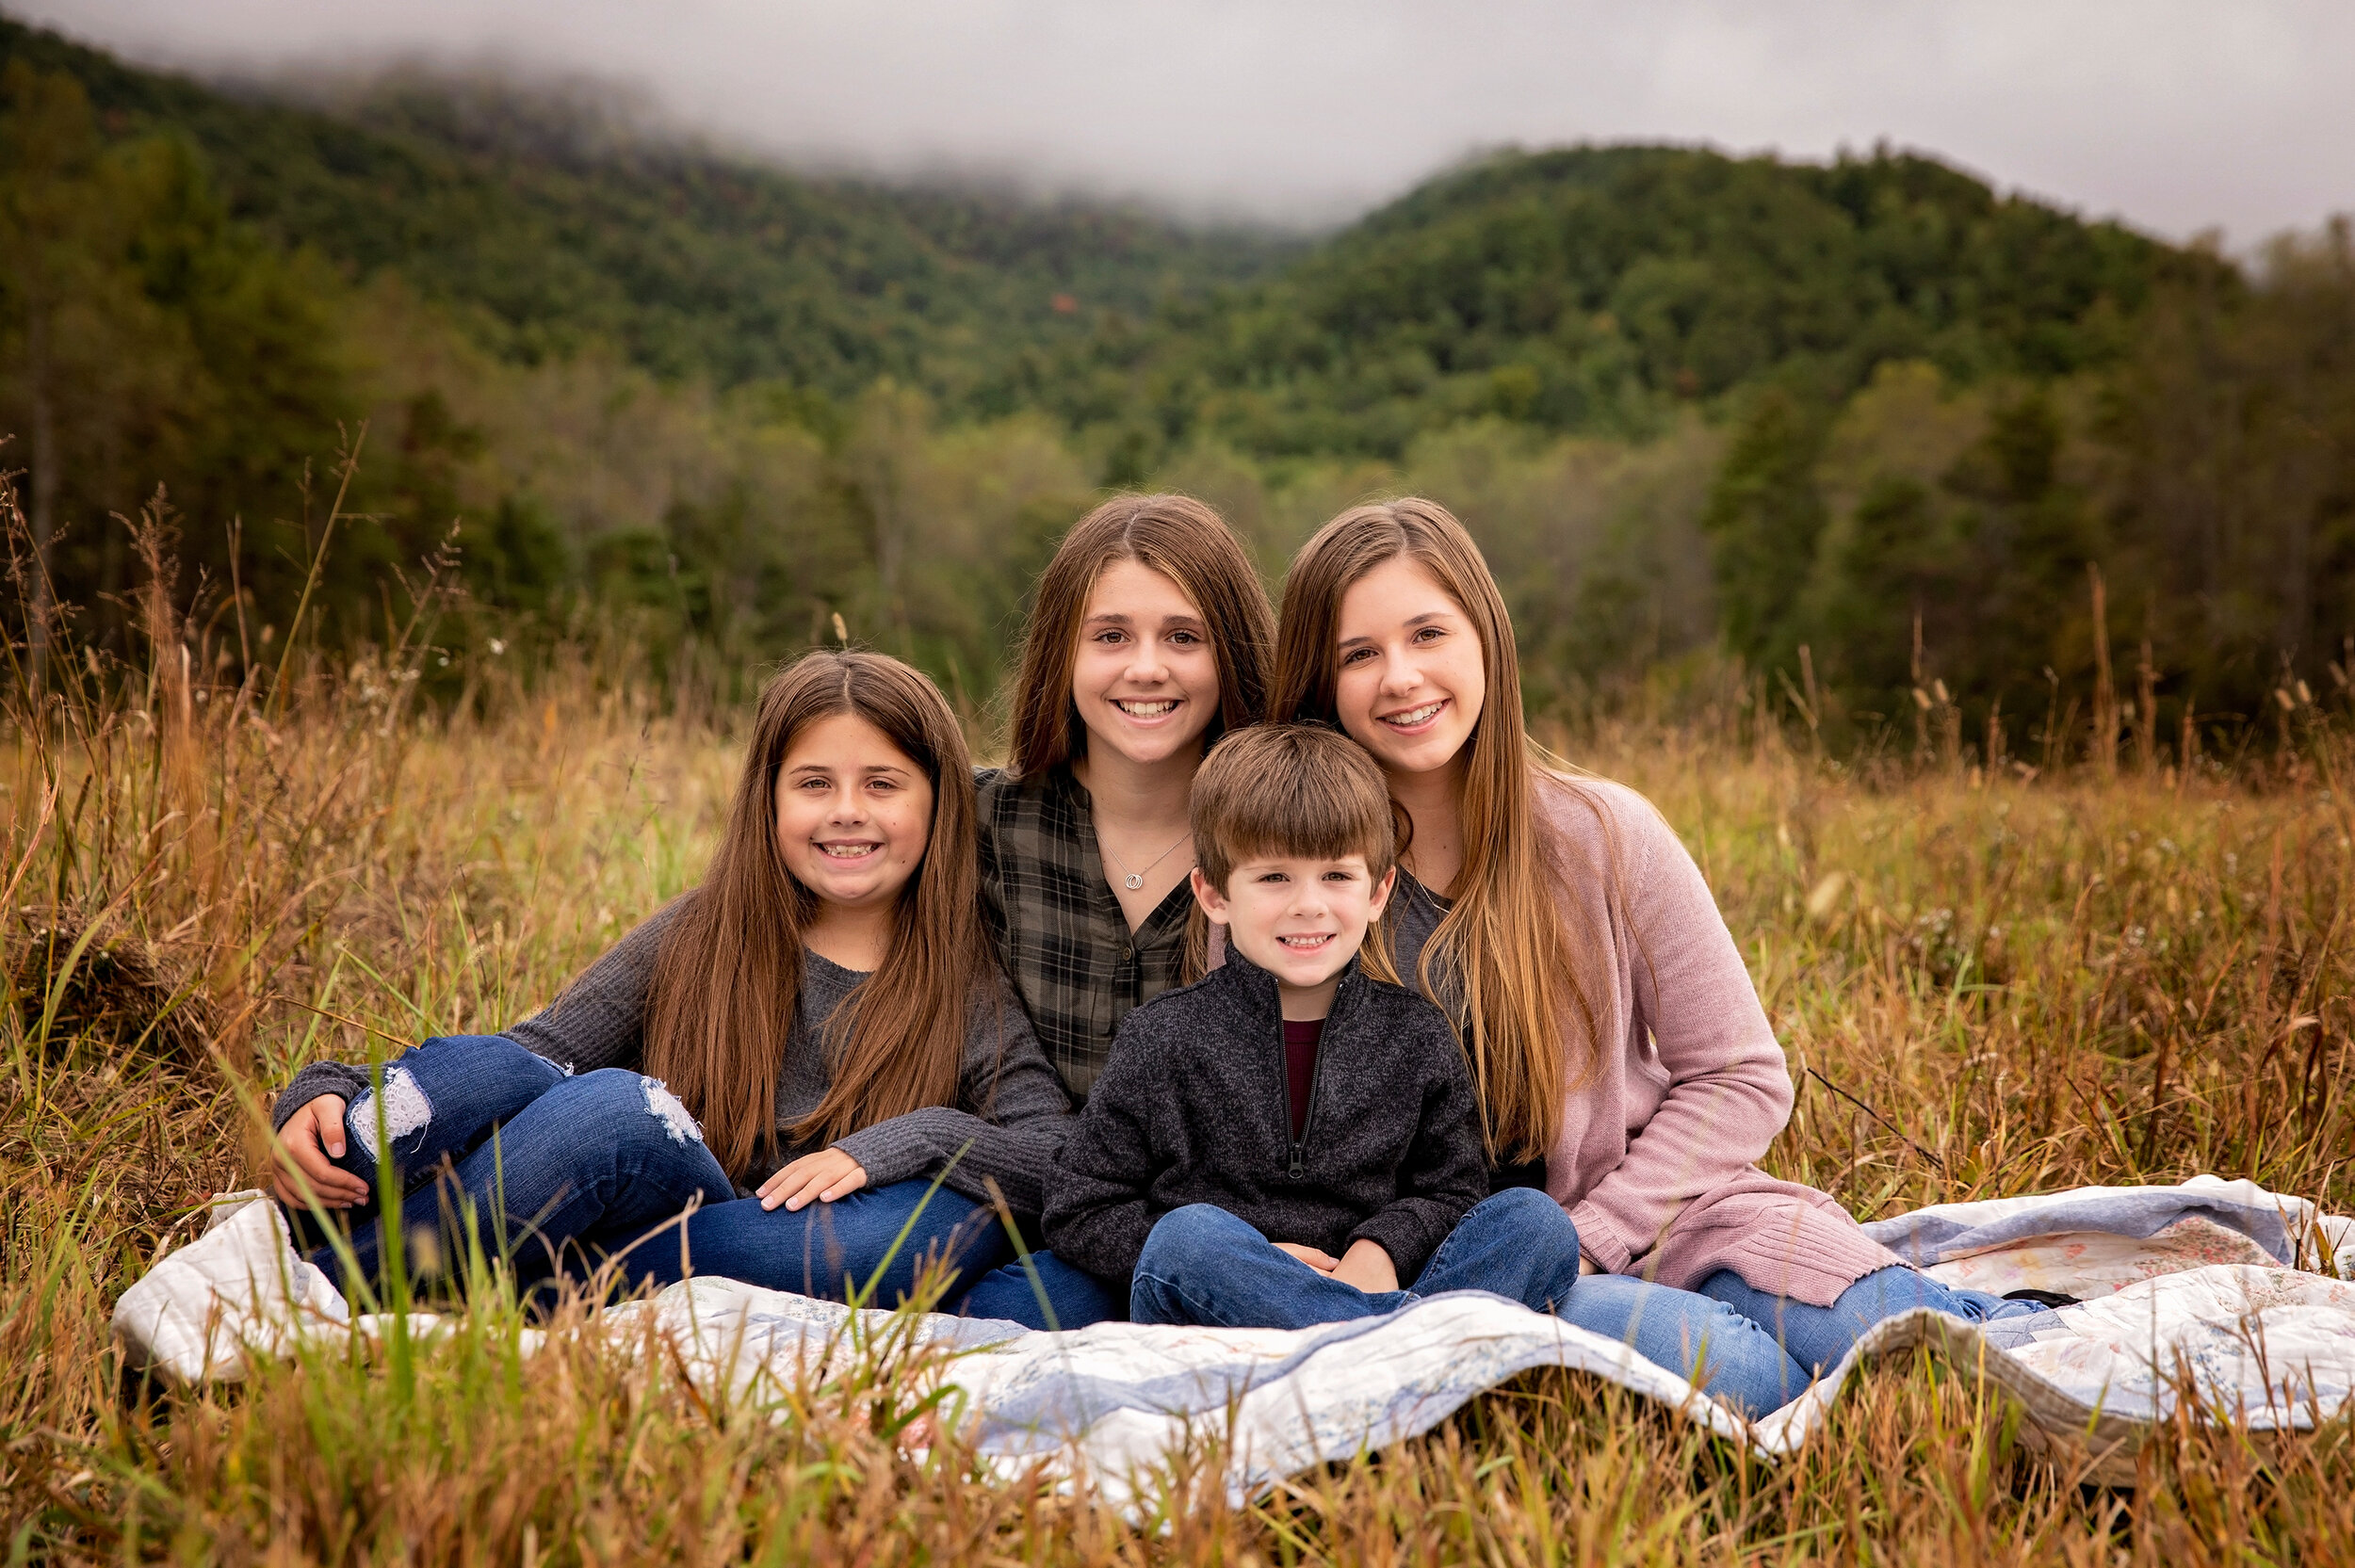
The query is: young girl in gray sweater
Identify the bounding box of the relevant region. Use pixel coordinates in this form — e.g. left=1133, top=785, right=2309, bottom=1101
left=269, top=651, right=1070, bottom=1306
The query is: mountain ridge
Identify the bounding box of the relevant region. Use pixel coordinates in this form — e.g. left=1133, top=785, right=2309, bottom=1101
left=2, top=11, right=2214, bottom=441
left=0, top=15, right=1298, bottom=399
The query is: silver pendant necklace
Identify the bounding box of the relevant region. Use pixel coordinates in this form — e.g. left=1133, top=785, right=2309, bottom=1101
left=1100, top=827, right=1191, bottom=891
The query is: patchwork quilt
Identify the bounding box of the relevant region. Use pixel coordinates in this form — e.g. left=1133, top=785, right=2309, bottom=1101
left=113, top=1175, right=2355, bottom=1499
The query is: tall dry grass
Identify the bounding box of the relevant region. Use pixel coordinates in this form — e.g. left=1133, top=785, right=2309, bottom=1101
left=3, top=498, right=2352, bottom=1562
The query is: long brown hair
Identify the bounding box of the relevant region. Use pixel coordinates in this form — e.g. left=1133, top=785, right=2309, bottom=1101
left=1271, top=498, right=1594, bottom=1161
left=642, top=651, right=988, bottom=1176
left=1006, top=493, right=1275, bottom=777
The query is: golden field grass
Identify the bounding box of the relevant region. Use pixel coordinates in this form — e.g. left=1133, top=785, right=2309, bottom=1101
left=3, top=562, right=2353, bottom=1562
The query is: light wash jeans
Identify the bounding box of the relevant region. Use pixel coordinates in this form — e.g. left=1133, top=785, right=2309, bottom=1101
left=1557, top=1265, right=2049, bottom=1417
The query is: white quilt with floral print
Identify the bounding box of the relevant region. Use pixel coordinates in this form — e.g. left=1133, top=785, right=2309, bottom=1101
left=114, top=1175, right=2355, bottom=1503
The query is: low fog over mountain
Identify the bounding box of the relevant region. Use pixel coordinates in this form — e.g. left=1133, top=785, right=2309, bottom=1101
left=16, top=0, right=2353, bottom=244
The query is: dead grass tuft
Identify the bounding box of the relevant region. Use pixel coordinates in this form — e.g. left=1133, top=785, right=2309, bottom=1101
left=9, top=913, right=219, bottom=1067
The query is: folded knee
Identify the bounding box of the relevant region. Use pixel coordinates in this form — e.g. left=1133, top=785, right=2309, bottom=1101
left=535, top=1072, right=718, bottom=1188
left=636, top=1076, right=706, bottom=1147
left=1468, top=1188, right=1581, bottom=1269
left=1137, top=1204, right=1256, bottom=1270
left=1486, top=1185, right=1573, bottom=1235
left=559, top=1069, right=704, bottom=1137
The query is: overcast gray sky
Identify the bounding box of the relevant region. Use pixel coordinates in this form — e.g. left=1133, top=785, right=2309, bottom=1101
left=18, top=0, right=2352, bottom=245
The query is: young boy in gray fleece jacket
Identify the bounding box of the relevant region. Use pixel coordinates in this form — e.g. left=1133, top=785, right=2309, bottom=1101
left=1043, top=725, right=1584, bottom=1329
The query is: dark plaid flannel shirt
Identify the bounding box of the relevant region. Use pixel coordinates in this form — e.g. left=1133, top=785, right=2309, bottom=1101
left=975, top=765, right=1194, bottom=1106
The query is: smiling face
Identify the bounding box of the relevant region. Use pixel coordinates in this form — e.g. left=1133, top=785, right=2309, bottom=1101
left=1194, top=854, right=1396, bottom=1017
left=1071, top=558, right=1222, bottom=769
left=1332, top=556, right=1487, bottom=784
left=772, top=711, right=935, bottom=914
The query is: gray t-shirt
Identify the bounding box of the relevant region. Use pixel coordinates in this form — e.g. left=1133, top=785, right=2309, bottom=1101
left=273, top=898, right=1074, bottom=1217
left=1387, top=869, right=1454, bottom=1008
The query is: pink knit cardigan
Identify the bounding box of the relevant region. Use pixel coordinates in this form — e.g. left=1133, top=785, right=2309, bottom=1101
left=1534, top=774, right=1899, bottom=1305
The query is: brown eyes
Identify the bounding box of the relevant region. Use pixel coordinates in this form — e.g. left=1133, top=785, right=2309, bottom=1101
left=1094, top=629, right=1203, bottom=645
left=1340, top=627, right=1447, bottom=664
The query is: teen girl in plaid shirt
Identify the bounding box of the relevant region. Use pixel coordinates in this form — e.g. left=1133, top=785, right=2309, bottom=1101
left=957, top=495, right=1274, bottom=1325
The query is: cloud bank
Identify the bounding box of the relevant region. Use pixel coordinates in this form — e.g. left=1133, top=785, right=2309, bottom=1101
left=17, top=0, right=2351, bottom=243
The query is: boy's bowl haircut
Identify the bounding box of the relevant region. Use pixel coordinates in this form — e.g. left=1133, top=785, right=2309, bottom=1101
left=1190, top=725, right=1396, bottom=894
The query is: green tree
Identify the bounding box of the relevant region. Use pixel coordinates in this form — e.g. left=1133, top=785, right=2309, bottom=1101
left=1700, top=390, right=1827, bottom=671
left=1814, top=473, right=1953, bottom=703
left=1, top=59, right=357, bottom=666
left=0, top=61, right=187, bottom=672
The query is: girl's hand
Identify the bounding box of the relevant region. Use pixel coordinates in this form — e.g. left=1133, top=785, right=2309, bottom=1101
left=1274, top=1241, right=1340, bottom=1274
left=1330, top=1238, right=1400, bottom=1294
left=271, top=1095, right=371, bottom=1209
left=758, top=1148, right=869, bottom=1211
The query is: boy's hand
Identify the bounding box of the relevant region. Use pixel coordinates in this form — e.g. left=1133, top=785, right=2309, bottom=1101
left=272, top=1095, right=370, bottom=1209
left=759, top=1148, right=869, bottom=1211
left=1274, top=1241, right=1340, bottom=1273
left=1331, top=1238, right=1399, bottom=1294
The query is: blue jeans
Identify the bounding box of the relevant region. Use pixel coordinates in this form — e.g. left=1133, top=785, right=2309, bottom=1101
left=960, top=1249, right=1128, bottom=1329
left=288, top=1034, right=1013, bottom=1306
left=288, top=1034, right=736, bottom=1292
left=1556, top=1275, right=1806, bottom=1417
left=1699, top=1263, right=2044, bottom=1378
left=1129, top=1188, right=1585, bottom=1330
left=1558, top=1265, right=2047, bottom=1417
left=636, top=1184, right=1013, bottom=1308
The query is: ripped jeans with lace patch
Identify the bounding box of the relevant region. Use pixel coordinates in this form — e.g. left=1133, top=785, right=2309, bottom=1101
left=285, top=1033, right=738, bottom=1298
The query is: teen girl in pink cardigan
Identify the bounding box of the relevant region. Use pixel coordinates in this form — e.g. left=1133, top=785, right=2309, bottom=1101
left=1271, top=498, right=2046, bottom=1416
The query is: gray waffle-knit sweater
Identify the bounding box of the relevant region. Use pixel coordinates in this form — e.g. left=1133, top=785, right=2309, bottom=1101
left=271, top=899, right=1076, bottom=1217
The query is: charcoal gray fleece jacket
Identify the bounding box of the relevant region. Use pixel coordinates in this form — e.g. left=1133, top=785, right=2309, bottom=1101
left=1042, top=946, right=1487, bottom=1285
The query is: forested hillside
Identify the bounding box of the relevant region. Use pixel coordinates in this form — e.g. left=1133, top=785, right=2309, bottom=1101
left=1046, top=145, right=2211, bottom=464
left=0, top=19, right=1290, bottom=395
left=4, top=13, right=2350, bottom=752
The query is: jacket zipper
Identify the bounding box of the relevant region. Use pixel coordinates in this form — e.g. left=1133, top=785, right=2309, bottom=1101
left=1282, top=970, right=1349, bottom=1180
left=1287, top=1034, right=1327, bottom=1180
